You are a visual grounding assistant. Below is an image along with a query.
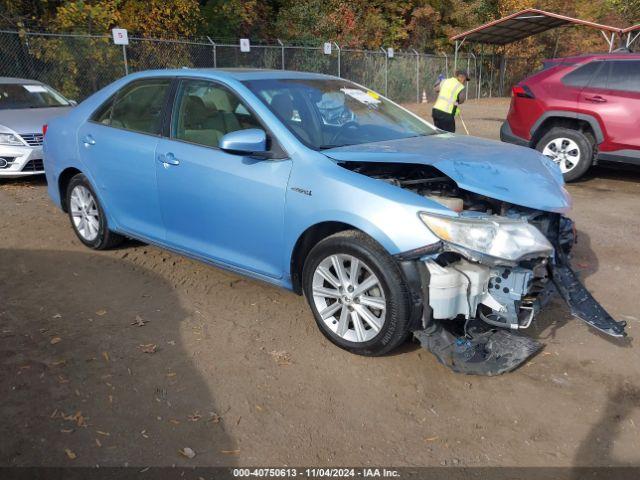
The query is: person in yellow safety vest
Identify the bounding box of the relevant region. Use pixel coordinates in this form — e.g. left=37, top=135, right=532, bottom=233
left=432, top=70, right=470, bottom=133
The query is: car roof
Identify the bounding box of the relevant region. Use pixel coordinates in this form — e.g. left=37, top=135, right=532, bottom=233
left=549, top=52, right=640, bottom=63
left=0, top=77, right=45, bottom=85
left=127, top=68, right=339, bottom=82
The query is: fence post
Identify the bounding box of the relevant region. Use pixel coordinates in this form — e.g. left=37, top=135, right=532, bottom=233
left=454, top=40, right=458, bottom=71
left=277, top=39, right=285, bottom=70
left=380, top=47, right=388, bottom=96
left=206, top=36, right=217, bottom=68
left=333, top=42, right=341, bottom=77
left=465, top=55, right=470, bottom=101
left=499, top=55, right=508, bottom=97
left=441, top=52, right=448, bottom=76
left=478, top=45, right=484, bottom=98
left=489, top=53, right=494, bottom=98
left=468, top=52, right=477, bottom=99
left=412, top=48, right=419, bottom=104
left=122, top=44, right=129, bottom=75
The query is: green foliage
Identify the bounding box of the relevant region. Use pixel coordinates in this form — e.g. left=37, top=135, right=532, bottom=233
left=607, top=0, right=640, bottom=24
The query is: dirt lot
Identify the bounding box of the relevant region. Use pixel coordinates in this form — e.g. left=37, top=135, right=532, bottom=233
left=1, top=98, right=639, bottom=468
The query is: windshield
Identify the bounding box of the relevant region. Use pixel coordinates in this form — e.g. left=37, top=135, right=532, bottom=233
left=243, top=78, right=436, bottom=150
left=0, top=83, right=70, bottom=109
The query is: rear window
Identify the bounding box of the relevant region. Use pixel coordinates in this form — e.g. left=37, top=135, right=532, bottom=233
left=561, top=61, right=602, bottom=88
left=608, top=60, right=640, bottom=93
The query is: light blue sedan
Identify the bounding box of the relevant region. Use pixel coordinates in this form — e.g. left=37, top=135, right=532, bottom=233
left=43, top=69, right=626, bottom=375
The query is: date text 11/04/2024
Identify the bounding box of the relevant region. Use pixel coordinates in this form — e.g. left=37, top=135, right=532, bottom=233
left=232, top=468, right=401, bottom=477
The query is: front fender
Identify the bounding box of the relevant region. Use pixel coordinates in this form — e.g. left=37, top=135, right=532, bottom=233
left=283, top=155, right=446, bottom=280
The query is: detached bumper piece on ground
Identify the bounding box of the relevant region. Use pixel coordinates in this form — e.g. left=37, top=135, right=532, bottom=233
left=551, top=264, right=626, bottom=337
left=407, top=217, right=627, bottom=376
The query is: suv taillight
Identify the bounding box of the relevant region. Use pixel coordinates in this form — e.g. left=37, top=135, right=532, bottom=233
left=43, top=124, right=48, bottom=136
left=512, top=85, right=535, bottom=99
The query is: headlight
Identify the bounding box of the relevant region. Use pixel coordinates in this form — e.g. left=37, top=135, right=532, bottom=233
left=0, top=133, right=23, bottom=146
left=419, top=212, right=554, bottom=262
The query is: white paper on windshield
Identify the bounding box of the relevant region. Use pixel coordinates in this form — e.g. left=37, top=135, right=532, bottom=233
left=340, top=88, right=381, bottom=105
left=23, top=85, right=47, bottom=93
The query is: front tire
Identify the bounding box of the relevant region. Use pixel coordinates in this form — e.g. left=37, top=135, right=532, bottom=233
left=302, top=230, right=412, bottom=356
left=66, top=174, right=123, bottom=250
left=536, top=127, right=594, bottom=182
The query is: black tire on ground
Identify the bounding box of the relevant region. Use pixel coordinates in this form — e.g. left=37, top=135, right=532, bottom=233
left=535, top=127, right=594, bottom=182
left=66, top=173, right=124, bottom=250
left=302, top=230, right=412, bottom=356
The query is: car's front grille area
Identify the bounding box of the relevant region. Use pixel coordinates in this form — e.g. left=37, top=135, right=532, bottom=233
left=19, top=133, right=44, bottom=147
left=22, top=159, right=44, bottom=172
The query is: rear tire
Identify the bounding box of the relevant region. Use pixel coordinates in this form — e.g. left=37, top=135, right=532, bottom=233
left=66, top=173, right=123, bottom=250
left=302, top=230, right=412, bottom=356
left=536, top=127, right=593, bottom=182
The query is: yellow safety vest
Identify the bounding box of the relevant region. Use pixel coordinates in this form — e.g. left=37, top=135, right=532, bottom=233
left=433, top=77, right=464, bottom=116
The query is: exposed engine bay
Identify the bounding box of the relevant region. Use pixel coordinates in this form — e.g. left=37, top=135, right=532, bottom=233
left=342, top=161, right=628, bottom=375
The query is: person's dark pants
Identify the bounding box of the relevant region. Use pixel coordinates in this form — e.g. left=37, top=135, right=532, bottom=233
left=432, top=108, right=456, bottom=133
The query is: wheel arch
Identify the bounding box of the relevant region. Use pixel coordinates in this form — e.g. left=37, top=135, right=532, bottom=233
left=289, top=221, right=361, bottom=295
left=58, top=167, right=83, bottom=212
left=530, top=111, right=603, bottom=147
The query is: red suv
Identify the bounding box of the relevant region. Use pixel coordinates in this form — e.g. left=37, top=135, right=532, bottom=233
left=501, top=53, right=640, bottom=181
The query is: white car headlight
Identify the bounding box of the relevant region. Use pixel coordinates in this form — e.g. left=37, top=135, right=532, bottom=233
left=419, top=212, right=554, bottom=262
left=0, top=133, right=23, bottom=146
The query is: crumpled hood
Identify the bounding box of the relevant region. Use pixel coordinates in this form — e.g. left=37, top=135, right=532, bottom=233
left=323, top=134, right=571, bottom=213
left=0, top=107, right=73, bottom=134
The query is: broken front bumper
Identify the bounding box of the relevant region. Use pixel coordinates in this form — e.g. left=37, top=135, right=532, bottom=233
left=398, top=247, right=627, bottom=376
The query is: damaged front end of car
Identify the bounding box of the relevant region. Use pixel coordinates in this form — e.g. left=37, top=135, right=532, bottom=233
left=342, top=160, right=627, bottom=376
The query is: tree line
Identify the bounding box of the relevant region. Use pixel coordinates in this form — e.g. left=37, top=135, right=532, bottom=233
left=1, top=0, right=638, bottom=56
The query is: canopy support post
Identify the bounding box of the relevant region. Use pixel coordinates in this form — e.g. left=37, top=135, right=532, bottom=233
left=601, top=30, right=615, bottom=52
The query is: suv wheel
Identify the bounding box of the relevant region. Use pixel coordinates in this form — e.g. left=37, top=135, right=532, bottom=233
left=66, top=173, right=124, bottom=250
left=302, top=230, right=412, bottom=356
left=536, top=127, right=593, bottom=182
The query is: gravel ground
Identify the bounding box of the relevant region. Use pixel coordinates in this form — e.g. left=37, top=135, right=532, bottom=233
left=1, top=98, right=639, bottom=468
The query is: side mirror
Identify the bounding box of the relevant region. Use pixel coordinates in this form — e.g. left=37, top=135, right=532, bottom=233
left=219, top=128, right=267, bottom=155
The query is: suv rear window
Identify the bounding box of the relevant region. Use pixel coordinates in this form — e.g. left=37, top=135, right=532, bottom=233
left=608, top=60, right=640, bottom=93
left=561, top=61, right=602, bottom=87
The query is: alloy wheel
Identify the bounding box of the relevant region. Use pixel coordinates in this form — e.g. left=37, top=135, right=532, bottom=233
left=542, top=137, right=581, bottom=173
left=312, top=254, right=387, bottom=343
left=69, top=185, right=100, bottom=242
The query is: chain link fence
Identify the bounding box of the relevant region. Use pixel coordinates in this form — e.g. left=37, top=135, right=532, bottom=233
left=0, top=30, right=537, bottom=103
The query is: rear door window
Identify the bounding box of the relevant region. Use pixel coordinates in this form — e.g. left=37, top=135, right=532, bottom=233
left=562, top=61, right=602, bottom=88
left=94, top=78, right=171, bottom=135
left=607, top=61, right=640, bottom=93
left=587, top=61, right=610, bottom=89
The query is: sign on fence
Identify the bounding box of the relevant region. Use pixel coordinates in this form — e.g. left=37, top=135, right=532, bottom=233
left=387, top=48, right=394, bottom=58
left=112, top=28, right=129, bottom=45
left=240, top=38, right=250, bottom=52
left=323, top=42, right=332, bottom=55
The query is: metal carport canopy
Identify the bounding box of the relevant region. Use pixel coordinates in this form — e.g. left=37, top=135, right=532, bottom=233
left=623, top=24, right=640, bottom=48
left=451, top=8, right=621, bottom=46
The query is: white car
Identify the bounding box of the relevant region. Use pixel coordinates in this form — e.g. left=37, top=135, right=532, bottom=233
left=0, top=77, right=74, bottom=178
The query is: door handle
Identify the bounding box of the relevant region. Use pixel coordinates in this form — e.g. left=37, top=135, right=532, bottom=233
left=584, top=95, right=607, bottom=103
left=82, top=134, right=96, bottom=146
left=157, top=152, right=180, bottom=166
